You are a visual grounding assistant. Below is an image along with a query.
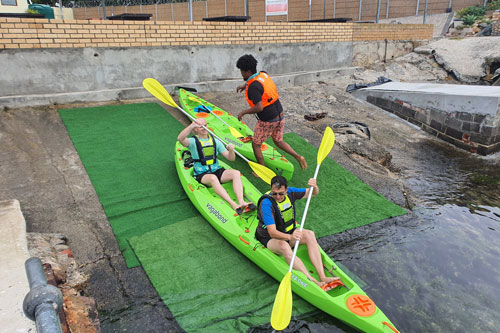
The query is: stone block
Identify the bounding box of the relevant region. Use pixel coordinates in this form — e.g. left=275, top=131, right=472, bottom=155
left=429, top=108, right=446, bottom=123
left=430, top=119, right=443, bottom=132
left=457, top=112, right=473, bottom=121
left=462, top=121, right=481, bottom=133
left=445, top=126, right=464, bottom=140
left=415, top=109, right=429, bottom=123
left=473, top=113, right=486, bottom=123
left=444, top=116, right=463, bottom=129
left=422, top=123, right=439, bottom=136
left=480, top=125, right=495, bottom=137
left=399, top=105, right=416, bottom=118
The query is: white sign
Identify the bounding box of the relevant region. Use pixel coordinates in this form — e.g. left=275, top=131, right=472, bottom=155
left=265, top=0, right=288, bottom=16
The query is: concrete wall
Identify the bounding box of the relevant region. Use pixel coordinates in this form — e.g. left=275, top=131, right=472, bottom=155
left=0, top=0, right=28, bottom=14
left=0, top=42, right=353, bottom=97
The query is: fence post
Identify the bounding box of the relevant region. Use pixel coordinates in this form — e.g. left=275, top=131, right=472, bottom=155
left=333, top=0, right=336, bottom=18
left=423, top=0, right=428, bottom=23
left=416, top=0, right=419, bottom=16
left=376, top=0, right=381, bottom=22
left=386, top=0, right=389, bottom=19
left=22, top=257, right=63, bottom=333
left=358, top=0, right=362, bottom=21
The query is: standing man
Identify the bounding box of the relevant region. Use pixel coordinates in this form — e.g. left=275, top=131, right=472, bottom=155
left=236, top=54, right=308, bottom=171
left=256, top=175, right=339, bottom=287
left=178, top=118, right=254, bottom=214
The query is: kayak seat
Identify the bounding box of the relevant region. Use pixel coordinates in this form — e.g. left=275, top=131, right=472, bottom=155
left=182, top=150, right=194, bottom=168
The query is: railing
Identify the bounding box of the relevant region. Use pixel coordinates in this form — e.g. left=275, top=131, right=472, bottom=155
left=62, top=0, right=485, bottom=22
left=23, top=257, right=63, bottom=333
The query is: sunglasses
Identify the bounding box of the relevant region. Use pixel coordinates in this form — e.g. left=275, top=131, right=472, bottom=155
left=270, top=191, right=287, bottom=196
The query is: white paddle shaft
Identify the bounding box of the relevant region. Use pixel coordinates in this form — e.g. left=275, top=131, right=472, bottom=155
left=175, top=104, right=249, bottom=163
left=288, top=163, right=321, bottom=273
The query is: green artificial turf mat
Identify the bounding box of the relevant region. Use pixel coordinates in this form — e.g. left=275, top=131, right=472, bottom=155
left=59, top=103, right=199, bottom=267
left=223, top=132, right=407, bottom=237
left=129, top=216, right=317, bottom=332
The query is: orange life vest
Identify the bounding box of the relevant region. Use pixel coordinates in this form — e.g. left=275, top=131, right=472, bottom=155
left=245, top=72, right=279, bottom=108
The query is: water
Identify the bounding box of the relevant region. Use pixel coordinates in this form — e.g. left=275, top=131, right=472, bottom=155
left=252, top=140, right=500, bottom=332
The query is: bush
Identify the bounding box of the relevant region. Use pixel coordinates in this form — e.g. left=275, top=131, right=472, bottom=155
left=26, top=8, right=40, bottom=14
left=456, top=5, right=486, bottom=19
left=462, top=14, right=478, bottom=26
left=487, top=0, right=500, bottom=11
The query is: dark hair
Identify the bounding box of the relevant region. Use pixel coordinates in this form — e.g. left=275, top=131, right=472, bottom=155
left=236, top=54, right=258, bottom=74
left=270, top=175, right=288, bottom=189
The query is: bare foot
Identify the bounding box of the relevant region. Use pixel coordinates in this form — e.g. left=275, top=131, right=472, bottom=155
left=297, top=156, right=308, bottom=170
left=322, top=277, right=341, bottom=284
left=310, top=277, right=325, bottom=287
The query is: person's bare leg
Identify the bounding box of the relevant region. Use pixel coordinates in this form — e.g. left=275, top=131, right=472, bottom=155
left=252, top=141, right=265, bottom=166
left=201, top=174, right=239, bottom=210
left=220, top=169, right=248, bottom=207
left=272, top=139, right=307, bottom=170
left=267, top=239, right=323, bottom=287
left=300, top=230, right=339, bottom=284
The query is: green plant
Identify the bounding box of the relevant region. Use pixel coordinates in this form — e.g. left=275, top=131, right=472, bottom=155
left=26, top=8, right=40, bottom=14
left=487, top=0, right=500, bottom=11
left=456, top=5, right=486, bottom=19
left=462, top=14, right=478, bottom=26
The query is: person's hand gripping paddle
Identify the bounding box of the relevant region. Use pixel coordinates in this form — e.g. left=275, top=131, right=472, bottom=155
left=270, top=126, right=335, bottom=331
left=142, top=78, right=276, bottom=184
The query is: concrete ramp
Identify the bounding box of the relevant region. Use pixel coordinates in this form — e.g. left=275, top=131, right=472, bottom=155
left=351, top=82, right=500, bottom=155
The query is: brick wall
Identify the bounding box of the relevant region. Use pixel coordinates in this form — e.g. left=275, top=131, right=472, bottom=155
left=353, top=22, right=433, bottom=40
left=72, top=0, right=483, bottom=22
left=0, top=17, right=433, bottom=49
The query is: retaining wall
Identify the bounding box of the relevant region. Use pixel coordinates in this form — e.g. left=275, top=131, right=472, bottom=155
left=353, top=83, right=500, bottom=155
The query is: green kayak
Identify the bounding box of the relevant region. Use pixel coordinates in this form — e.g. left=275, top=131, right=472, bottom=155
left=178, top=88, right=295, bottom=181
left=175, top=141, right=399, bottom=332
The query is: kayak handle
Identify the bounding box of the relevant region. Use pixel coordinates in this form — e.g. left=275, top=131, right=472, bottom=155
left=382, top=321, right=399, bottom=333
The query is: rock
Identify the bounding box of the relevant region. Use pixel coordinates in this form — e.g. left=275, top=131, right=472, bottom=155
left=62, top=288, right=101, bottom=333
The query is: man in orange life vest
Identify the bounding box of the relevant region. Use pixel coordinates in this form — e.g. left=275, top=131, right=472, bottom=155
left=236, top=54, right=308, bottom=172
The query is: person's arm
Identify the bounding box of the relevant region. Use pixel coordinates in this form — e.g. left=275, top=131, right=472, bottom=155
left=236, top=82, right=247, bottom=93
left=237, top=82, right=264, bottom=121
left=304, top=178, right=319, bottom=198
left=221, top=143, right=236, bottom=161
left=238, top=101, right=263, bottom=121
left=177, top=123, right=196, bottom=147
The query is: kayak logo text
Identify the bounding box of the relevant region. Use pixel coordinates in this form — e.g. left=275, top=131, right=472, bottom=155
left=224, top=137, right=243, bottom=147
left=291, top=273, right=308, bottom=288
left=206, top=203, right=228, bottom=224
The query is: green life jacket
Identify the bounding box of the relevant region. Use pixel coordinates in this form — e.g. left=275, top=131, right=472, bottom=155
left=193, top=134, right=217, bottom=170
left=257, top=192, right=296, bottom=235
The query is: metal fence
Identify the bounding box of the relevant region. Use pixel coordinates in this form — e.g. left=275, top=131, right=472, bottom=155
left=64, top=0, right=486, bottom=22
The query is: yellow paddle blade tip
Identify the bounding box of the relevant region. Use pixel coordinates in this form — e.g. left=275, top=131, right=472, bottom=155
left=317, top=126, right=335, bottom=165
left=271, top=272, right=293, bottom=331
left=248, top=161, right=276, bottom=185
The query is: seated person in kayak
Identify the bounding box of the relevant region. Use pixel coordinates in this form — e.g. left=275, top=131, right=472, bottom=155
left=256, top=175, right=339, bottom=287
left=177, top=118, right=254, bottom=214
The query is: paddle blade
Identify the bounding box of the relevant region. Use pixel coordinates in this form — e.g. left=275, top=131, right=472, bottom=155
left=229, top=126, right=244, bottom=139
left=271, top=272, right=293, bottom=331
left=142, top=78, right=179, bottom=109
left=248, top=161, right=276, bottom=185
left=317, top=126, right=335, bottom=165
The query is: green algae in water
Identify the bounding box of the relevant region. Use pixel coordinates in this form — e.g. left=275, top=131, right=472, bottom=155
left=469, top=173, right=500, bottom=186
